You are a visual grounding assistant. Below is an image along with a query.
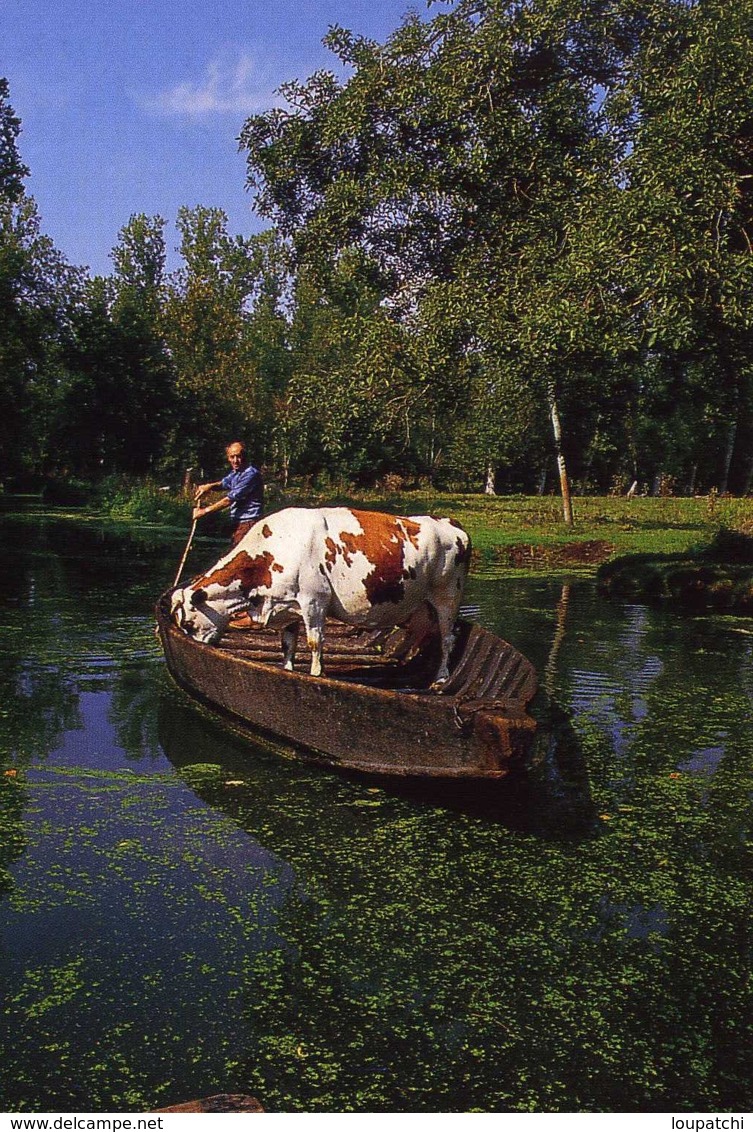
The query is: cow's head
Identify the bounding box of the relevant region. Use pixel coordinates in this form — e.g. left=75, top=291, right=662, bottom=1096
left=170, top=586, right=229, bottom=645
left=170, top=539, right=280, bottom=645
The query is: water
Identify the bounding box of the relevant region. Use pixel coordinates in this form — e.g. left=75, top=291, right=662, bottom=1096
left=0, top=507, right=751, bottom=1113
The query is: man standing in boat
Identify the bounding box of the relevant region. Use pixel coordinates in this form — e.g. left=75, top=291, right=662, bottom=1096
left=193, top=441, right=264, bottom=546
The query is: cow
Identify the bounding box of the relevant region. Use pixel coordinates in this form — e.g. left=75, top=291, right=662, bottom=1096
left=171, top=507, right=471, bottom=685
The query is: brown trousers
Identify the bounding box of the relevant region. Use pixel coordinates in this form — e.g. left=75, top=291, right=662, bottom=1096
left=230, top=519, right=258, bottom=547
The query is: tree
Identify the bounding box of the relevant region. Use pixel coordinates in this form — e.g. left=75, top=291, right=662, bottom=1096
left=0, top=77, right=28, bottom=202
left=243, top=230, right=294, bottom=475
left=162, top=207, right=291, bottom=475
left=0, top=78, right=84, bottom=479
left=616, top=0, right=753, bottom=491
left=49, top=217, right=176, bottom=477
left=240, top=0, right=636, bottom=516
left=109, top=215, right=175, bottom=472
left=0, top=77, right=38, bottom=477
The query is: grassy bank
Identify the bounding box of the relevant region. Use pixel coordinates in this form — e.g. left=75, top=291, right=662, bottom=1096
left=597, top=528, right=753, bottom=614
left=20, top=477, right=753, bottom=574
left=285, top=489, right=753, bottom=574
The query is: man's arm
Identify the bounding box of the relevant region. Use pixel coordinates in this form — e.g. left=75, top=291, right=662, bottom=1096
left=194, top=479, right=224, bottom=502
left=193, top=495, right=231, bottom=521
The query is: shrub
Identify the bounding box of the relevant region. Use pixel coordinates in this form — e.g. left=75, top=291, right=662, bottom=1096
left=704, top=527, right=753, bottom=564
left=41, top=477, right=96, bottom=505
left=97, top=477, right=188, bottom=525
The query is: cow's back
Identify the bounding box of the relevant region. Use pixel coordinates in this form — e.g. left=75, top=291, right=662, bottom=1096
left=316, top=508, right=470, bottom=625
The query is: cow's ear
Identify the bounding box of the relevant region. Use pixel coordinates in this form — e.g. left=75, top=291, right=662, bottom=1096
left=191, top=588, right=208, bottom=607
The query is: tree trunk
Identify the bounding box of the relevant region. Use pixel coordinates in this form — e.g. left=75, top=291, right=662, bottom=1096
left=548, top=385, right=574, bottom=525
left=484, top=463, right=496, bottom=495
left=686, top=464, right=698, bottom=496
left=720, top=419, right=737, bottom=494
left=182, top=467, right=196, bottom=497
left=744, top=454, right=753, bottom=496
left=718, top=348, right=740, bottom=495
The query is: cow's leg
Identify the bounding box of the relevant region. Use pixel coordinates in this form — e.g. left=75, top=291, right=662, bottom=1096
left=281, top=621, right=300, bottom=671
left=433, top=616, right=455, bottom=685
left=306, top=625, right=323, bottom=677
left=299, top=602, right=326, bottom=676
left=431, top=554, right=470, bottom=686
left=430, top=594, right=461, bottom=686
left=402, top=602, right=436, bottom=657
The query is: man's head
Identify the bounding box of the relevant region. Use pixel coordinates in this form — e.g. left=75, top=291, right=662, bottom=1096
left=226, top=441, right=247, bottom=471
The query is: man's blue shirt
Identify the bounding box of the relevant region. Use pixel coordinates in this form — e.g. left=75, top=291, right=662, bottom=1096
left=221, top=464, right=264, bottom=524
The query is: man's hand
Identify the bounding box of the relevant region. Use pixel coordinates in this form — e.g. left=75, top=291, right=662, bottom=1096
left=194, top=484, right=211, bottom=501
left=192, top=505, right=206, bottom=521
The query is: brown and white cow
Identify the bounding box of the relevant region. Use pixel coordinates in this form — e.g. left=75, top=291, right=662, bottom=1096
left=171, top=507, right=471, bottom=684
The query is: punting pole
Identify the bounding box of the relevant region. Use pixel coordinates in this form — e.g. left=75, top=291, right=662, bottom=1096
left=173, top=518, right=198, bottom=588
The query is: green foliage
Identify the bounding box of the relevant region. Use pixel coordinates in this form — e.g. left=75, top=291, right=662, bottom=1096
left=96, top=477, right=189, bottom=526
left=238, top=0, right=753, bottom=495
left=0, top=81, right=85, bottom=481
left=0, top=77, right=28, bottom=201
left=160, top=209, right=292, bottom=475
left=0, top=766, right=25, bottom=900
left=52, top=266, right=175, bottom=477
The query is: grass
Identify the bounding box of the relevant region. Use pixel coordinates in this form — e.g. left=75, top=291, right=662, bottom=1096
left=277, top=488, right=753, bottom=573
left=17, top=478, right=753, bottom=574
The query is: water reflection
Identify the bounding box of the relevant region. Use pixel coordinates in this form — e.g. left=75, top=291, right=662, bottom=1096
left=158, top=692, right=596, bottom=840
left=467, top=573, right=753, bottom=785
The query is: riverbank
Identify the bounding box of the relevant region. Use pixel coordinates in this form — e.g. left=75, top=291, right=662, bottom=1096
left=5, top=487, right=753, bottom=574
left=310, top=491, right=752, bottom=570
left=597, top=528, right=753, bottom=614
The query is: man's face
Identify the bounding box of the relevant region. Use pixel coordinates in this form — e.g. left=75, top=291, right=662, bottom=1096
left=227, top=444, right=245, bottom=471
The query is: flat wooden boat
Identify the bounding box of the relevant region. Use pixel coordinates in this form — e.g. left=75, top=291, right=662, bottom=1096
left=156, top=591, right=543, bottom=780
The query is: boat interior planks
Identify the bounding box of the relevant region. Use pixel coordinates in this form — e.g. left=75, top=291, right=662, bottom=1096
left=219, top=621, right=434, bottom=689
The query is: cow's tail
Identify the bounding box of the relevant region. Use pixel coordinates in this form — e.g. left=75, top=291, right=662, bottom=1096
left=456, top=525, right=472, bottom=578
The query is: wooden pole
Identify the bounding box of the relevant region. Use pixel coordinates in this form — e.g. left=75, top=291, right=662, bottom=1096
left=173, top=519, right=198, bottom=589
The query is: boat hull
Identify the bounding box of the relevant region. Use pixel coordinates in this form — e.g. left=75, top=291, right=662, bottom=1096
left=156, top=595, right=540, bottom=780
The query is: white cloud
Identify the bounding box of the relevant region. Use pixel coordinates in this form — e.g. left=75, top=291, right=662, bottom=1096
left=142, top=53, right=282, bottom=119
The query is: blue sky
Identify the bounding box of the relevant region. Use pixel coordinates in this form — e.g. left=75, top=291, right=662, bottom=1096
left=3, top=0, right=427, bottom=276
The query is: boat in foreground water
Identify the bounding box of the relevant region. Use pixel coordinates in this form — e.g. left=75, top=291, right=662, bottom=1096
left=156, top=591, right=544, bottom=780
